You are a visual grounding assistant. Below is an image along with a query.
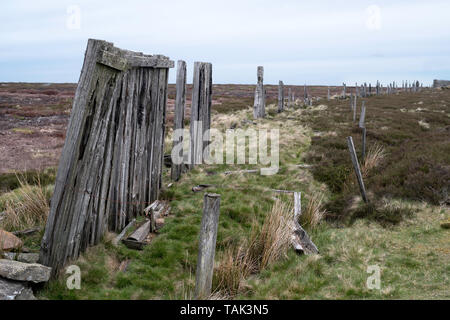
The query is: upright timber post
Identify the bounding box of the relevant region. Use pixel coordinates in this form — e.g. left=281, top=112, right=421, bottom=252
left=39, top=39, right=174, bottom=275
left=195, top=193, right=221, bottom=299
left=347, top=137, right=368, bottom=203
left=171, top=60, right=187, bottom=181
left=253, top=66, right=265, bottom=118
left=278, top=81, right=284, bottom=113
left=190, top=62, right=212, bottom=168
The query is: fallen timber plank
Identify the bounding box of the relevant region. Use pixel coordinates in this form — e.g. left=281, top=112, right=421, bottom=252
left=112, top=218, right=136, bottom=246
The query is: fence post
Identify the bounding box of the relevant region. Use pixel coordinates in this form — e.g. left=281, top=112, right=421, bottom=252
left=171, top=60, right=186, bottom=181
left=278, top=80, right=284, bottom=113
left=190, top=62, right=212, bottom=168
left=294, top=192, right=301, bottom=221
left=195, top=193, right=221, bottom=299
left=359, top=101, right=366, bottom=129
left=347, top=137, right=368, bottom=203
left=253, top=66, right=265, bottom=118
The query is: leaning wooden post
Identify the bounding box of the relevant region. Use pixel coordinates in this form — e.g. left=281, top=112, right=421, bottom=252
left=195, top=193, right=221, bottom=299
left=347, top=137, right=368, bottom=203
left=253, top=66, right=265, bottom=118
left=278, top=80, right=284, bottom=113
left=171, top=60, right=187, bottom=181
left=39, top=40, right=174, bottom=275
left=190, top=62, right=212, bottom=168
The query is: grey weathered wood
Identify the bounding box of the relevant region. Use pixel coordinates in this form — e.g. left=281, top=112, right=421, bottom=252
left=112, top=218, right=136, bottom=246
left=359, top=101, right=366, bottom=128
left=327, top=86, right=330, bottom=101
left=195, top=193, right=221, bottom=299
left=171, top=60, right=187, bottom=181
left=342, top=83, right=346, bottom=98
left=190, top=62, right=212, bottom=167
left=39, top=39, right=173, bottom=275
left=288, top=87, right=292, bottom=107
left=278, top=81, right=284, bottom=113
left=253, top=66, right=265, bottom=118
left=347, top=136, right=368, bottom=203
left=127, top=220, right=150, bottom=242
left=294, top=192, right=301, bottom=220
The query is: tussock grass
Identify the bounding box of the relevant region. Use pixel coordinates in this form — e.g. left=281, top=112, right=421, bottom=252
left=0, top=175, right=51, bottom=232
left=213, top=200, right=292, bottom=296
left=300, top=193, right=326, bottom=229
left=361, top=143, right=386, bottom=177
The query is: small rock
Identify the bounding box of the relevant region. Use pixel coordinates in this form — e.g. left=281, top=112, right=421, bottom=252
left=156, top=218, right=165, bottom=229
left=0, top=259, right=51, bottom=283
left=0, top=278, right=36, bottom=300
left=0, top=230, right=23, bottom=251
left=2, top=253, right=40, bottom=264
left=441, top=220, right=450, bottom=229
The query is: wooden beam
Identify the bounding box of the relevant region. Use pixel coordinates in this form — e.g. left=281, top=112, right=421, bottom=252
left=195, top=193, right=221, bottom=299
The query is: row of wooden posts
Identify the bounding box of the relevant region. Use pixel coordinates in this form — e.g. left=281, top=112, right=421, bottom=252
left=39, top=39, right=423, bottom=296
left=40, top=40, right=214, bottom=275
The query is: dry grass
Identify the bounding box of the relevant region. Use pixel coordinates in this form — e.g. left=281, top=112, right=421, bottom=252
left=0, top=175, right=50, bottom=231
left=300, top=193, right=326, bottom=229
left=213, top=244, right=255, bottom=296
left=213, top=200, right=292, bottom=296
left=361, top=143, right=386, bottom=177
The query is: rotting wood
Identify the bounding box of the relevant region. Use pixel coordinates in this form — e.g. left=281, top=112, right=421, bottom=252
left=253, top=66, right=265, bottom=118
left=347, top=136, right=368, bottom=203
left=144, top=200, right=170, bottom=232
left=112, top=218, right=136, bottom=246
left=291, top=192, right=319, bottom=255
left=195, top=193, right=221, bottom=299
left=171, top=60, right=187, bottom=181
left=278, top=81, right=284, bottom=113
left=12, top=227, right=41, bottom=237
left=190, top=62, right=212, bottom=167
left=192, top=184, right=215, bottom=193
left=39, top=39, right=174, bottom=275
left=223, top=169, right=259, bottom=175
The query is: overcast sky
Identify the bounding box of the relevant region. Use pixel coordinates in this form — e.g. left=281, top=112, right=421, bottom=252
left=1, top=0, right=450, bottom=85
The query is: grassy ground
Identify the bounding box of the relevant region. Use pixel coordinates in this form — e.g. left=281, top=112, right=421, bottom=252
left=1, top=88, right=449, bottom=300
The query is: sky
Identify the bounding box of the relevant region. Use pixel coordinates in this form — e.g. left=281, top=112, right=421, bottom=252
left=1, top=0, right=450, bottom=85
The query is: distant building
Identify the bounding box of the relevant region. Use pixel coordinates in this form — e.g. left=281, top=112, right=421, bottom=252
left=433, top=79, right=450, bottom=87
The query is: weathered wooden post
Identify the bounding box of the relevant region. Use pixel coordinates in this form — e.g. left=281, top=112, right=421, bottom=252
left=190, top=62, right=212, bottom=167
left=304, top=83, right=308, bottom=100
left=342, top=83, right=346, bottom=98
left=278, top=81, right=284, bottom=113
left=195, top=193, right=221, bottom=299
left=171, top=60, right=187, bottom=181
left=359, top=101, right=366, bottom=129
left=253, top=66, right=265, bottom=118
left=288, top=87, right=292, bottom=107
left=347, top=137, right=368, bottom=203
left=294, top=191, right=301, bottom=220
left=327, top=86, right=330, bottom=101
left=40, top=39, right=174, bottom=275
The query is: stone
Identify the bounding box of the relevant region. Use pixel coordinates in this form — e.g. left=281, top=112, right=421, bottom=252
left=0, top=259, right=51, bottom=283
left=0, top=230, right=23, bottom=252
left=2, top=252, right=40, bottom=264
left=0, top=278, right=36, bottom=300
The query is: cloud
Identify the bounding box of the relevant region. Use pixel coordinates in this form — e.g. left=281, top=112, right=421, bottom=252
left=1, top=0, right=449, bottom=83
